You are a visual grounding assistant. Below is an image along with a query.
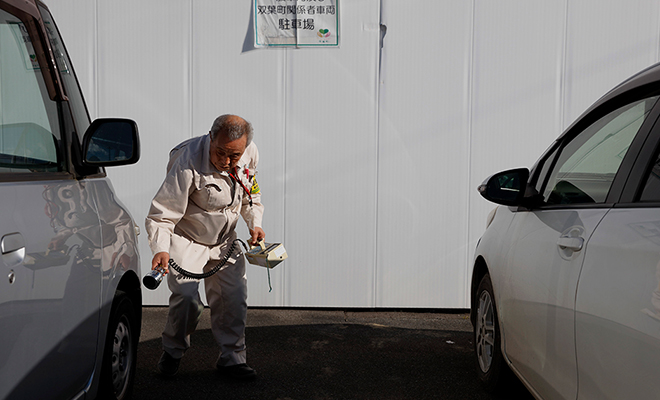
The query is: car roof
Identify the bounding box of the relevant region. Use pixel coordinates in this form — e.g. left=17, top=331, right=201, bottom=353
left=1, top=0, right=40, bottom=19
left=557, top=62, right=660, bottom=142
left=600, top=62, right=660, bottom=103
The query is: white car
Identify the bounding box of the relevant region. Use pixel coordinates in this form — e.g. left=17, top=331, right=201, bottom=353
left=0, top=0, right=141, bottom=399
left=471, top=62, right=660, bottom=399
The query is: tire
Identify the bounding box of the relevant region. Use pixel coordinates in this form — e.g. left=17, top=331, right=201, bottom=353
left=474, top=273, right=509, bottom=393
left=98, top=292, right=138, bottom=400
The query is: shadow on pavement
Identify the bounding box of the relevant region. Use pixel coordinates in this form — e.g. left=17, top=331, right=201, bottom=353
left=134, top=309, right=532, bottom=400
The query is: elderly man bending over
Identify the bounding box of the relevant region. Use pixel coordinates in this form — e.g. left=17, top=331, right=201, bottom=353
left=146, top=114, right=265, bottom=380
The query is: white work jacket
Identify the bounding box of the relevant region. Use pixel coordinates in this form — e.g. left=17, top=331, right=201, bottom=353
left=145, top=134, right=264, bottom=260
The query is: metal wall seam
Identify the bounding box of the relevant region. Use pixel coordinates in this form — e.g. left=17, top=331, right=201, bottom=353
left=373, top=0, right=382, bottom=308
left=282, top=47, right=288, bottom=307
left=657, top=1, right=660, bottom=66
left=463, top=0, right=476, bottom=306
left=558, top=0, right=569, bottom=132
left=93, top=0, right=98, bottom=119
left=187, top=0, right=193, bottom=139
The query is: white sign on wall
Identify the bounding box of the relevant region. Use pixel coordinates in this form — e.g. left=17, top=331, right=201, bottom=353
left=254, top=0, right=339, bottom=47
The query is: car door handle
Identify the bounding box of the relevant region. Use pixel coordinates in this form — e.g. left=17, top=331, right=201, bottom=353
left=1, top=232, right=25, bottom=267
left=557, top=236, right=584, bottom=251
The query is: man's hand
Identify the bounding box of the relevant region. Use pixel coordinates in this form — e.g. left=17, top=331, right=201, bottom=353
left=47, top=232, right=71, bottom=254
left=249, top=227, right=265, bottom=246
left=152, top=251, right=170, bottom=274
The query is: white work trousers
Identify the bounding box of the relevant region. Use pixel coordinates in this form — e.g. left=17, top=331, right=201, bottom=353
left=162, top=253, right=248, bottom=367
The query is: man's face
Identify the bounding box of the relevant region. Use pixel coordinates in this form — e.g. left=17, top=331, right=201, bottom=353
left=209, top=133, right=248, bottom=172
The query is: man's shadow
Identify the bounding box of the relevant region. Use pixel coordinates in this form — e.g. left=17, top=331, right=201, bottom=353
left=134, top=320, right=532, bottom=400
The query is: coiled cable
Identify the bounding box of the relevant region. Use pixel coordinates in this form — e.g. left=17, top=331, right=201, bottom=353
left=167, top=238, right=248, bottom=279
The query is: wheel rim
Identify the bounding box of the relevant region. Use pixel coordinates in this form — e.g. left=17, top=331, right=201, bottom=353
left=111, top=315, right=132, bottom=397
left=476, top=289, right=495, bottom=373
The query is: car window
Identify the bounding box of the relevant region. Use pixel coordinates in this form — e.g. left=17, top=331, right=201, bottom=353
left=40, top=6, right=90, bottom=138
left=639, top=144, right=660, bottom=201
left=0, top=9, right=62, bottom=173
left=533, top=145, right=559, bottom=197
left=542, top=96, right=658, bottom=205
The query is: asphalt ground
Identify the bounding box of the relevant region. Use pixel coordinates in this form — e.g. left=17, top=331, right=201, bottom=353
left=134, top=308, right=533, bottom=400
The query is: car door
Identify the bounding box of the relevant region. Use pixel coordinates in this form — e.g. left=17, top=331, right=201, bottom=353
left=0, top=6, right=101, bottom=399
left=499, top=94, right=660, bottom=400
left=0, top=186, right=22, bottom=377
left=574, top=117, right=660, bottom=399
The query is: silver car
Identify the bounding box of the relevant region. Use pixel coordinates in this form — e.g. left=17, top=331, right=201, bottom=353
left=0, top=1, right=141, bottom=399
left=472, top=62, right=660, bottom=399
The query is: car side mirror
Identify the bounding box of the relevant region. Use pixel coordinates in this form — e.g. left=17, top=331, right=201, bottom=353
left=478, top=168, right=530, bottom=206
left=82, top=118, right=140, bottom=167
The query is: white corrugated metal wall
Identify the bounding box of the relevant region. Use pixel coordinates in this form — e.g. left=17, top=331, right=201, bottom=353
left=47, top=0, right=660, bottom=307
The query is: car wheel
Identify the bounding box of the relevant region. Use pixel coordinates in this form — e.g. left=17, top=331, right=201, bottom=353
left=99, top=292, right=137, bottom=400
left=474, top=273, right=508, bottom=392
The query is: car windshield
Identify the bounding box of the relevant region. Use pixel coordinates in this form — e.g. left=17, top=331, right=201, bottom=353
left=0, top=8, right=62, bottom=172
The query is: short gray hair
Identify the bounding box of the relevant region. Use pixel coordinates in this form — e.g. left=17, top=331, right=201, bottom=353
left=209, top=114, right=253, bottom=146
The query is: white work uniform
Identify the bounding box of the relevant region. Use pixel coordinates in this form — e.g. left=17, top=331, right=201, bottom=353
left=145, top=134, right=263, bottom=366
